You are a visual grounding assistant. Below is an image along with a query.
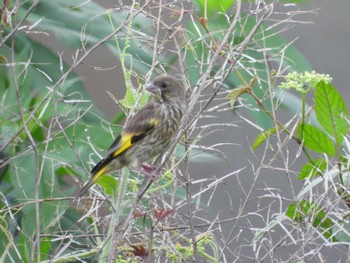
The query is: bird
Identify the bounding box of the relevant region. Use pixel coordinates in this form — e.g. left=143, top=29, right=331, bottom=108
left=77, top=75, right=187, bottom=197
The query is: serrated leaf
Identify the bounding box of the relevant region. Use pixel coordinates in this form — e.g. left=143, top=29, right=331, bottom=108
left=97, top=174, right=119, bottom=195
left=315, top=81, right=348, bottom=145
left=298, top=158, right=327, bottom=180
left=252, top=127, right=277, bottom=150
left=298, top=124, right=335, bottom=156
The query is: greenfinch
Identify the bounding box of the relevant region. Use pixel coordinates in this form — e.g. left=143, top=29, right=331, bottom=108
left=78, top=75, right=187, bottom=197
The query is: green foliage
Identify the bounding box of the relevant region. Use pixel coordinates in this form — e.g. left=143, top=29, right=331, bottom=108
left=298, top=158, right=327, bottom=180
left=119, top=83, right=149, bottom=110
left=96, top=174, right=119, bottom=196
left=279, top=71, right=332, bottom=93
left=298, top=124, right=335, bottom=156
left=286, top=201, right=334, bottom=240
left=22, top=0, right=154, bottom=74
left=0, top=0, right=148, bottom=260
left=254, top=72, right=348, bottom=165
left=315, top=81, right=349, bottom=145
left=194, top=0, right=234, bottom=16
left=253, top=127, right=277, bottom=150
left=333, top=222, right=350, bottom=242
left=186, top=12, right=311, bottom=128
left=250, top=69, right=350, bottom=250
left=0, top=0, right=334, bottom=261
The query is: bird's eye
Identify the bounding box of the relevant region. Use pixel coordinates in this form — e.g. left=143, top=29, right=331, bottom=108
left=161, top=82, right=168, bottom=88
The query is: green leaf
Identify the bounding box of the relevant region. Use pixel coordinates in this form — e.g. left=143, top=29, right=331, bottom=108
left=252, top=127, right=277, bottom=150
left=19, top=232, right=31, bottom=261
left=119, top=85, right=149, bottom=109
left=184, top=13, right=310, bottom=129
left=298, top=124, right=335, bottom=156
left=97, top=174, right=119, bottom=195
left=5, top=152, right=69, bottom=235
left=9, top=32, right=83, bottom=94
left=227, top=86, right=251, bottom=106
left=40, top=238, right=52, bottom=261
left=298, top=158, right=327, bottom=180
left=194, top=0, right=234, bottom=16
left=18, top=113, right=45, bottom=142
left=286, top=201, right=334, bottom=240
left=315, top=81, right=348, bottom=145
left=275, top=89, right=319, bottom=128
left=227, top=77, right=256, bottom=107
left=286, top=202, right=302, bottom=223
left=23, top=0, right=155, bottom=75
left=334, top=222, right=350, bottom=242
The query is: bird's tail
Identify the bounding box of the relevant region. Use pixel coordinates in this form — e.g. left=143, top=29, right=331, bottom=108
left=77, top=163, right=108, bottom=198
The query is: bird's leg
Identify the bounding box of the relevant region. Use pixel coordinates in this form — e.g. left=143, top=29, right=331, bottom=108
left=137, top=164, right=161, bottom=181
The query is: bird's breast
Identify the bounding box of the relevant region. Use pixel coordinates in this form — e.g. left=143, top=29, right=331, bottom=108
left=159, top=102, right=184, bottom=138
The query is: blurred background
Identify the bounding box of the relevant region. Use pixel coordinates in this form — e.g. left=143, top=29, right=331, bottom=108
left=79, top=0, right=350, bottom=115
left=64, top=0, right=350, bottom=260
left=2, top=0, right=350, bottom=261
left=77, top=1, right=350, bottom=261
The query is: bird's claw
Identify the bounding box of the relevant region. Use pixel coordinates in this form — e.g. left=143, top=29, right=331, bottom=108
left=139, top=164, right=161, bottom=181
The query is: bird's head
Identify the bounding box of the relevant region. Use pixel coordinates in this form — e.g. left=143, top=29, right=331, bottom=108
left=146, top=75, right=186, bottom=103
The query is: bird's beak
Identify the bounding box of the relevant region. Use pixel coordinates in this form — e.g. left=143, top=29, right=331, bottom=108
left=145, top=82, right=161, bottom=97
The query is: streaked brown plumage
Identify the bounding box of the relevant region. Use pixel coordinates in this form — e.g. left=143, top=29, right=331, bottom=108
left=78, top=75, right=187, bottom=197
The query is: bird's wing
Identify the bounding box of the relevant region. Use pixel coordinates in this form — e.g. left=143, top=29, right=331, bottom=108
left=94, top=103, right=160, bottom=175
left=77, top=103, right=160, bottom=198
left=106, top=102, right=160, bottom=158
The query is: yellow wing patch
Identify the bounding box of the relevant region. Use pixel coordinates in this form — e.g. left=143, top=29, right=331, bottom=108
left=112, top=133, right=133, bottom=157
left=78, top=165, right=108, bottom=197
left=112, top=118, right=159, bottom=158
left=90, top=165, right=108, bottom=185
